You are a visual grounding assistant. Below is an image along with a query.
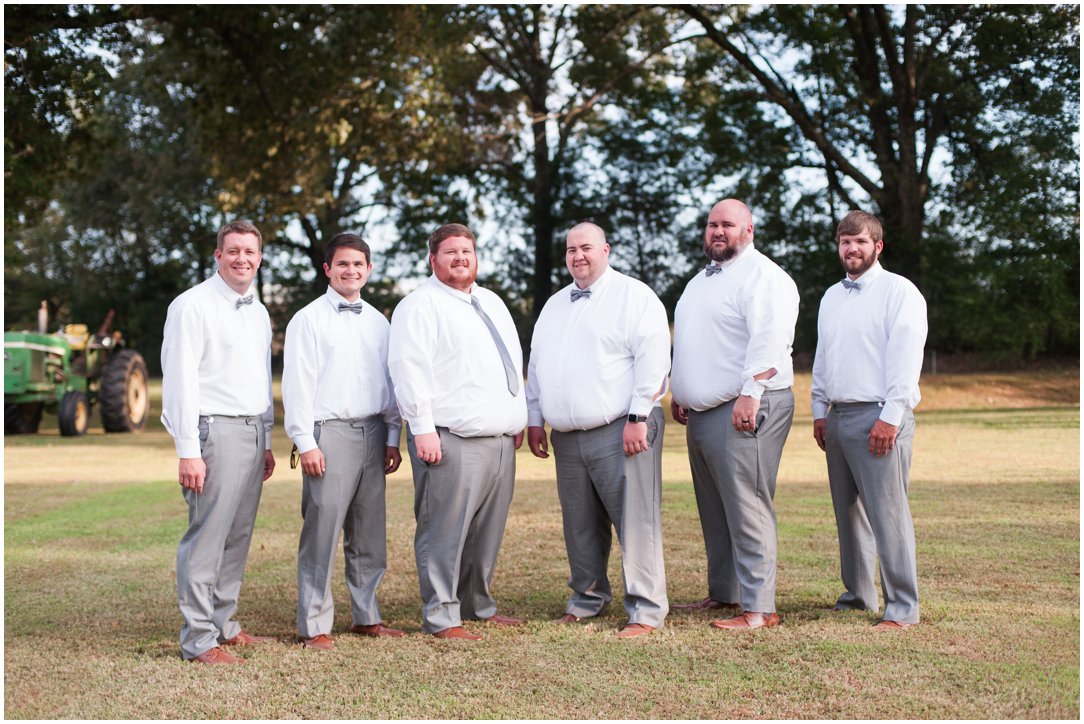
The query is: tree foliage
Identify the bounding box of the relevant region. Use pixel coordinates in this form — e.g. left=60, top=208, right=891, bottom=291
left=4, top=4, right=1078, bottom=364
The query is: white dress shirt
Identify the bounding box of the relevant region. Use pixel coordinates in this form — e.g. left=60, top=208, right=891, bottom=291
left=388, top=276, right=527, bottom=437
left=811, top=261, right=928, bottom=426
left=526, top=267, right=671, bottom=432
left=160, top=273, right=273, bottom=458
left=282, top=287, right=402, bottom=454
left=671, top=245, right=799, bottom=411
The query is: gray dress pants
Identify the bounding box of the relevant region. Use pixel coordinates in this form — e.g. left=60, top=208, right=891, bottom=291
left=686, top=389, right=794, bottom=613
left=297, top=418, right=389, bottom=638
left=550, top=407, right=669, bottom=628
left=177, top=415, right=265, bottom=660
left=826, top=402, right=919, bottom=624
left=408, top=429, right=516, bottom=633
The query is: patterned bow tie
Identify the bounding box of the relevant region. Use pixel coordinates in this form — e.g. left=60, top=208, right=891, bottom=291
left=235, top=295, right=254, bottom=309
left=570, top=288, right=591, bottom=302
left=338, top=302, right=364, bottom=314
left=842, top=279, right=862, bottom=291
left=704, top=264, right=722, bottom=277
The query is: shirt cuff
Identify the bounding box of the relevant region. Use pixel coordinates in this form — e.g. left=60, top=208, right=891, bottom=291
left=294, top=434, right=318, bottom=455
left=386, top=424, right=402, bottom=449
left=407, top=416, right=436, bottom=436
left=175, top=438, right=201, bottom=459
left=628, top=398, right=654, bottom=417
left=879, top=401, right=906, bottom=427
left=811, top=400, right=830, bottom=420
left=741, top=378, right=767, bottom=400
left=527, top=410, right=544, bottom=427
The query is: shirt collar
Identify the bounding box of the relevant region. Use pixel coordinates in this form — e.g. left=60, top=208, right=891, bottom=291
left=707, top=242, right=756, bottom=273
left=211, top=272, right=254, bottom=304
left=324, top=286, right=361, bottom=310
left=571, top=265, right=614, bottom=296
left=429, top=274, right=475, bottom=304
left=846, top=260, right=884, bottom=288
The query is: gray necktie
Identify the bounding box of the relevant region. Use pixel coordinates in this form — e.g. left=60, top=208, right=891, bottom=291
left=471, top=297, right=520, bottom=396
left=235, top=295, right=254, bottom=309
left=570, top=288, right=591, bottom=302
left=842, top=278, right=862, bottom=291
left=704, top=264, right=722, bottom=277
left=338, top=302, right=364, bottom=314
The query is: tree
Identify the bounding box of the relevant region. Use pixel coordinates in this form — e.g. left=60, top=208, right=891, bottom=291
left=677, top=4, right=1079, bottom=356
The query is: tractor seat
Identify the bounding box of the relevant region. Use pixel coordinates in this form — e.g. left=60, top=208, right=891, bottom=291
left=62, top=324, right=90, bottom=351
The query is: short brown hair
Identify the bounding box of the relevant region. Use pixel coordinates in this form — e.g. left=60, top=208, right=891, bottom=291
left=324, top=232, right=372, bottom=266
left=217, top=220, right=263, bottom=250
left=835, top=210, right=883, bottom=242
left=428, top=223, right=476, bottom=255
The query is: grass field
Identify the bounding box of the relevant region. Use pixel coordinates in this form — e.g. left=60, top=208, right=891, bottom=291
left=4, top=369, right=1080, bottom=719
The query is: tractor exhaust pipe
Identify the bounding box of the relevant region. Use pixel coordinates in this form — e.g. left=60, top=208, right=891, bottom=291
left=37, top=301, right=48, bottom=334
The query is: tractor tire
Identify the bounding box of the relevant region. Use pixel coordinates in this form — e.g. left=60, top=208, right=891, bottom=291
left=5, top=402, right=43, bottom=434
left=59, top=391, right=90, bottom=437
left=100, top=349, right=150, bottom=433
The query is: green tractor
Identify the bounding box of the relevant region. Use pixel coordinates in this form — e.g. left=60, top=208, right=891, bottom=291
left=4, top=303, right=150, bottom=436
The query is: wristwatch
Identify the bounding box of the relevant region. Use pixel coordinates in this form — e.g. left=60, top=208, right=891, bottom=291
left=627, top=413, right=648, bottom=423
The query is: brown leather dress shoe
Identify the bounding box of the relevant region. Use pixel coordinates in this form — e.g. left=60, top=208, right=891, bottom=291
left=221, top=631, right=275, bottom=646
left=431, top=626, right=482, bottom=641
left=554, top=613, right=585, bottom=624
left=482, top=614, right=525, bottom=626
left=616, top=623, right=656, bottom=639
left=873, top=619, right=917, bottom=631
left=710, top=611, right=782, bottom=630
left=673, top=597, right=741, bottom=612
left=191, top=646, right=244, bottom=664
left=302, top=633, right=335, bottom=650
left=350, top=623, right=406, bottom=638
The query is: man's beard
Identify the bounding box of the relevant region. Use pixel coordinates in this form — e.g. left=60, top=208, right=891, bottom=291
left=704, top=234, right=749, bottom=263
left=843, top=251, right=877, bottom=277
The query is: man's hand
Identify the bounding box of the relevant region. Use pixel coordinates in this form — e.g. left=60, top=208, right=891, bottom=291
left=385, top=446, right=402, bottom=474
left=731, top=395, right=760, bottom=432
left=671, top=400, right=688, bottom=426
left=179, top=457, right=206, bottom=494
left=868, top=419, right=898, bottom=457
left=300, top=448, right=326, bottom=477
left=513, top=431, right=524, bottom=450
left=414, top=431, right=442, bottom=465
left=623, top=421, right=649, bottom=456
left=527, top=426, right=549, bottom=458
left=813, top=418, right=827, bottom=451
left=263, top=450, right=276, bottom=481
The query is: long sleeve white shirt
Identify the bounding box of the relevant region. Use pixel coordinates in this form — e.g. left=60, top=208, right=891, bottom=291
left=282, top=287, right=402, bottom=454
left=526, top=266, right=671, bottom=432
left=160, top=273, right=274, bottom=458
left=811, top=262, right=928, bottom=425
left=671, top=245, right=799, bottom=411
left=388, top=276, right=527, bottom=437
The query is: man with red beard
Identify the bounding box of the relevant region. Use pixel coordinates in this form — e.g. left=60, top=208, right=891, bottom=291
left=389, top=223, right=527, bottom=641
left=670, top=199, right=799, bottom=631
left=811, top=210, right=927, bottom=630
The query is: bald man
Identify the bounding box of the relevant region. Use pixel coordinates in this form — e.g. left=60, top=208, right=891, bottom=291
left=670, top=200, right=799, bottom=631
left=526, top=223, right=672, bottom=638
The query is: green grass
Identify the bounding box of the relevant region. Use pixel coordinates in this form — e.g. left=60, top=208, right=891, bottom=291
left=4, top=372, right=1080, bottom=718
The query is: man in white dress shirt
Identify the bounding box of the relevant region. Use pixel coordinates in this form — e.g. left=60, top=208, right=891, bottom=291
left=670, top=199, right=799, bottom=631
left=526, top=222, right=671, bottom=639
left=161, top=220, right=276, bottom=664
left=811, top=210, right=927, bottom=630
left=283, top=233, right=406, bottom=651
left=388, top=223, right=527, bottom=641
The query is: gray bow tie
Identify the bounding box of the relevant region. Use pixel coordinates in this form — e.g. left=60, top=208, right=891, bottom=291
left=704, top=264, right=722, bottom=277
left=235, top=295, right=254, bottom=309
left=338, top=302, right=364, bottom=314
left=842, top=279, right=862, bottom=291
left=570, top=288, right=591, bottom=302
